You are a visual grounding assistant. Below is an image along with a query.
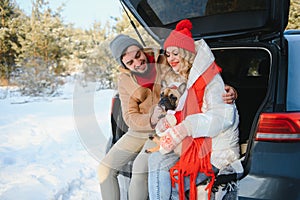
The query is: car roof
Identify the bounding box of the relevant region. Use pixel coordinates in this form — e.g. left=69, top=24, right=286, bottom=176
left=121, top=0, right=290, bottom=43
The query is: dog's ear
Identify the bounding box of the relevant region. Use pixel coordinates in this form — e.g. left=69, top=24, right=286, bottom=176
left=161, top=80, right=168, bottom=89
left=177, top=83, right=187, bottom=95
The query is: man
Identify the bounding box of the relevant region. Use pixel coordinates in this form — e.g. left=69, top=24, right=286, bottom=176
left=98, top=34, right=236, bottom=200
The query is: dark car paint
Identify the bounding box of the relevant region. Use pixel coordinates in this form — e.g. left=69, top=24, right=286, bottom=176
left=120, top=0, right=289, bottom=43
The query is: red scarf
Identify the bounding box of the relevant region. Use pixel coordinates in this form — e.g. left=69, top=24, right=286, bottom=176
left=135, top=54, right=156, bottom=90
left=170, top=62, right=222, bottom=200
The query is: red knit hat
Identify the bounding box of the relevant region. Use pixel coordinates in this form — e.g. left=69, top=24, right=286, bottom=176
left=164, top=19, right=195, bottom=53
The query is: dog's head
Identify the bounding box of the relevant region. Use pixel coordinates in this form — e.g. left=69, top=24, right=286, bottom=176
left=159, top=81, right=186, bottom=111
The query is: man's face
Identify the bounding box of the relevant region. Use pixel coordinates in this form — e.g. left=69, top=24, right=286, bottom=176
left=121, top=45, right=148, bottom=74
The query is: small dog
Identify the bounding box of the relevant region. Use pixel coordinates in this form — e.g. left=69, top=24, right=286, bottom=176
left=158, top=61, right=187, bottom=112
left=146, top=80, right=186, bottom=153
left=158, top=80, right=185, bottom=111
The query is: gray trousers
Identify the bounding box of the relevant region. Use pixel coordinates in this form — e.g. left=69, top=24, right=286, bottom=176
left=98, top=132, right=156, bottom=200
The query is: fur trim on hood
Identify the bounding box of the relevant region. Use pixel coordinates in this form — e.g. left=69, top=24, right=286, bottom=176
left=187, top=39, right=215, bottom=89
left=176, top=39, right=215, bottom=111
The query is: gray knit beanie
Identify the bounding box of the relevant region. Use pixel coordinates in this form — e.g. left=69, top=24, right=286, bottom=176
left=110, top=34, right=143, bottom=66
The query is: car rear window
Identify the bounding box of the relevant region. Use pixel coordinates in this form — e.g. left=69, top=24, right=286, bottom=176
left=286, top=34, right=300, bottom=111
left=137, top=0, right=267, bottom=25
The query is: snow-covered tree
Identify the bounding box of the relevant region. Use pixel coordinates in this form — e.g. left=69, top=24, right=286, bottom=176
left=0, top=0, right=20, bottom=85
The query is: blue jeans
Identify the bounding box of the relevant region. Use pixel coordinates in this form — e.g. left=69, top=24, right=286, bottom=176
left=148, top=152, right=215, bottom=200
left=148, top=152, right=179, bottom=200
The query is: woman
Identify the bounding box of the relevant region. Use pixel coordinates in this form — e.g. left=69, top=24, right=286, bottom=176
left=148, top=19, right=240, bottom=200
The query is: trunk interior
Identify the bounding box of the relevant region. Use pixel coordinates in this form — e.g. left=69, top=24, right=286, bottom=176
left=211, top=46, right=271, bottom=155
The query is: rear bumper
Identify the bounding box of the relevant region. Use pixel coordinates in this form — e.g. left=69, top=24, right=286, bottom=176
left=238, top=141, right=300, bottom=199
left=239, top=174, right=300, bottom=199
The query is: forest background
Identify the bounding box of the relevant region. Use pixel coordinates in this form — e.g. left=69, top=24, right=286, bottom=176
left=1, top=0, right=299, bottom=97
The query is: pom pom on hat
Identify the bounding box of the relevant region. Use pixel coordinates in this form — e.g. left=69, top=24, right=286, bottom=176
left=164, top=19, right=195, bottom=53
left=175, top=19, right=193, bottom=37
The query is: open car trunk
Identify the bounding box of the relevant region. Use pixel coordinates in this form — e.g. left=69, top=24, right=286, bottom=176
left=120, top=0, right=289, bottom=159
left=211, top=45, right=271, bottom=153
left=122, top=0, right=289, bottom=43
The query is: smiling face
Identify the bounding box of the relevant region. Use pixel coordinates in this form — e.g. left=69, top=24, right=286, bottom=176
left=165, top=46, right=182, bottom=73
left=121, top=45, right=148, bottom=74
left=165, top=46, right=195, bottom=80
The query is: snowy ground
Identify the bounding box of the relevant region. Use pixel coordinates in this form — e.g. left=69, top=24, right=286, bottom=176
left=0, top=79, right=114, bottom=200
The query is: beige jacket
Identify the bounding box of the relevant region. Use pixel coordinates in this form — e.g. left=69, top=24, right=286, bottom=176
left=117, top=48, right=169, bottom=137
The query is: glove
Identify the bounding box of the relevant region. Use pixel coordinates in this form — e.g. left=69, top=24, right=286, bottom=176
left=159, top=123, right=188, bottom=154
left=155, top=114, right=177, bottom=136
left=150, top=105, right=165, bottom=128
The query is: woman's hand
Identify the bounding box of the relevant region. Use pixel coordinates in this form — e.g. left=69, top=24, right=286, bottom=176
left=159, top=123, right=188, bottom=154
left=223, top=85, right=238, bottom=104
left=155, top=114, right=177, bottom=136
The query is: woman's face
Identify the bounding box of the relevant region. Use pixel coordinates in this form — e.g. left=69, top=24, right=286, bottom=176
left=165, top=46, right=182, bottom=73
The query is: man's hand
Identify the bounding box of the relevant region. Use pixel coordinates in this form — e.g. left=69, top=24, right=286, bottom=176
left=223, top=85, right=238, bottom=104
left=150, top=105, right=165, bottom=128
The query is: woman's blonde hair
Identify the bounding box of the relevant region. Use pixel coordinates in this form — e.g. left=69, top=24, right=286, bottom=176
left=177, top=48, right=195, bottom=79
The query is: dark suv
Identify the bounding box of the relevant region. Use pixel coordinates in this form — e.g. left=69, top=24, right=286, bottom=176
left=110, top=0, right=300, bottom=199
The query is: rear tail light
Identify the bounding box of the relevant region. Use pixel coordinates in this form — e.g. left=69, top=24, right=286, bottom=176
left=255, top=112, right=300, bottom=141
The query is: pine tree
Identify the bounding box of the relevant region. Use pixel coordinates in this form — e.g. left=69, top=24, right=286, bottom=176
left=12, top=0, right=69, bottom=96
left=0, top=0, right=20, bottom=85
left=17, top=0, right=68, bottom=73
